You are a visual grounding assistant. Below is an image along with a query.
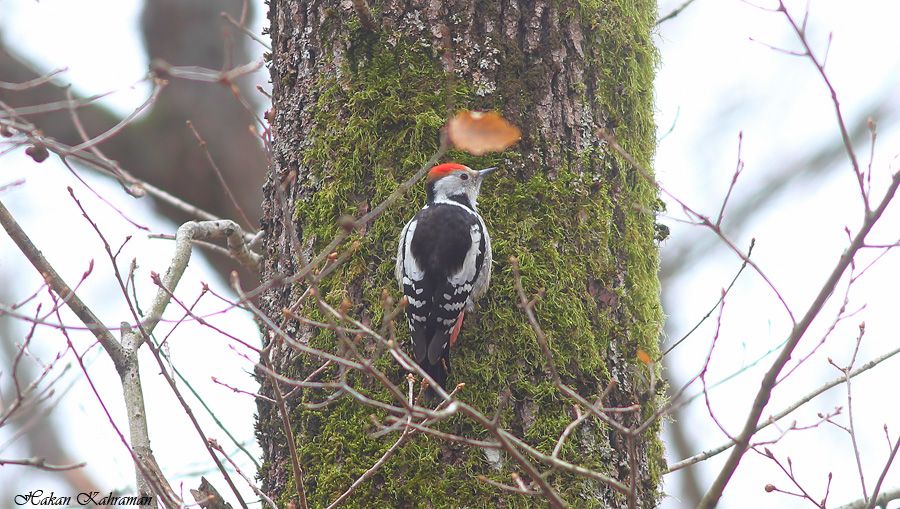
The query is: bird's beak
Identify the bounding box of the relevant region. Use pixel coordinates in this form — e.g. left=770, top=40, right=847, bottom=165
left=478, top=167, right=498, bottom=178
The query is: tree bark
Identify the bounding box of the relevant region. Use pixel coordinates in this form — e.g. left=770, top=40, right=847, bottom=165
left=257, top=0, right=664, bottom=507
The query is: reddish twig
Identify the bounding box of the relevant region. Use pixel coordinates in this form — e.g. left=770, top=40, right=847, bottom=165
left=0, top=457, right=86, bottom=471
left=698, top=169, right=900, bottom=508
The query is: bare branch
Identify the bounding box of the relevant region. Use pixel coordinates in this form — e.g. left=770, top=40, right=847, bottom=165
left=668, top=340, right=900, bottom=472
left=660, top=239, right=754, bottom=359
left=835, top=487, right=900, bottom=509
left=267, top=350, right=310, bottom=509
left=0, top=457, right=86, bottom=471
left=656, top=0, right=701, bottom=25
left=0, top=67, right=67, bottom=91
left=209, top=439, right=278, bottom=509
left=697, top=170, right=900, bottom=508
left=141, top=220, right=260, bottom=343
left=0, top=200, right=126, bottom=370
left=186, top=121, right=255, bottom=230
left=221, top=12, right=272, bottom=50
left=865, top=436, right=900, bottom=509
left=326, top=426, right=410, bottom=509
left=777, top=1, right=869, bottom=211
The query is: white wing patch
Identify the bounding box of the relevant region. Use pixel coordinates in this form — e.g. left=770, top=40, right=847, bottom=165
left=402, top=220, right=424, bottom=281
left=397, top=216, right=431, bottom=330
left=467, top=216, right=491, bottom=310
left=395, top=219, right=411, bottom=289
left=396, top=218, right=425, bottom=292
left=442, top=301, right=465, bottom=312
left=450, top=223, right=482, bottom=286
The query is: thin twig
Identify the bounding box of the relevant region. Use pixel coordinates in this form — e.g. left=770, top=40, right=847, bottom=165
left=841, top=326, right=868, bottom=500
left=668, top=341, right=900, bottom=472
left=0, top=457, right=86, bottom=471
left=602, top=130, right=796, bottom=324
left=263, top=352, right=309, bottom=509
left=552, top=405, right=587, bottom=459
left=656, top=0, right=701, bottom=25
left=697, top=168, right=900, bottom=508
left=0, top=201, right=125, bottom=369
left=186, top=121, right=255, bottom=230
left=68, top=81, right=163, bottom=154
left=777, top=1, right=868, bottom=211
left=477, top=475, right=540, bottom=496
left=0, top=67, right=68, bottom=91
left=326, top=426, right=410, bottom=509
left=221, top=12, right=272, bottom=50
left=660, top=239, right=754, bottom=359
left=209, top=439, right=278, bottom=509
left=865, top=436, right=900, bottom=509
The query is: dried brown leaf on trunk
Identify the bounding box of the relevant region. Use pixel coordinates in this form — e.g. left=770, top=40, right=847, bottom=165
left=447, top=110, right=521, bottom=156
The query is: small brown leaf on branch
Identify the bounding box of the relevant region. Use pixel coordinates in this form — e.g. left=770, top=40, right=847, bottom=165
left=636, top=349, right=652, bottom=365
left=447, top=110, right=521, bottom=156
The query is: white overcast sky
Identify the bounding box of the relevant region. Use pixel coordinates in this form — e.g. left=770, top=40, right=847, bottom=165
left=1, top=0, right=899, bottom=507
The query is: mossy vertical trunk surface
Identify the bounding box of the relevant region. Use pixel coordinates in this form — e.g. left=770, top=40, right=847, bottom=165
left=257, top=0, right=663, bottom=507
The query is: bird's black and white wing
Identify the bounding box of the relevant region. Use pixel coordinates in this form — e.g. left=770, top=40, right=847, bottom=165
left=462, top=217, right=491, bottom=310
left=396, top=215, right=431, bottom=365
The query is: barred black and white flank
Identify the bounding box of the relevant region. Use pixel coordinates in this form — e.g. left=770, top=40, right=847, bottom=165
left=395, top=162, right=495, bottom=391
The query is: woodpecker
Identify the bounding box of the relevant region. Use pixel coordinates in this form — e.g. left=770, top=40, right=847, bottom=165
left=395, top=162, right=496, bottom=391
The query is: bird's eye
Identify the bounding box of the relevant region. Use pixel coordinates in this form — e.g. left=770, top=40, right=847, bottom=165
left=460, top=174, right=469, bottom=180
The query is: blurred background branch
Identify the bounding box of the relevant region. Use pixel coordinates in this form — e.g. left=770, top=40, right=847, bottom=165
left=0, top=0, right=265, bottom=284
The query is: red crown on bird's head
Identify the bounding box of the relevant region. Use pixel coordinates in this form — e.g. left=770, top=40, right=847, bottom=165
left=427, top=162, right=469, bottom=182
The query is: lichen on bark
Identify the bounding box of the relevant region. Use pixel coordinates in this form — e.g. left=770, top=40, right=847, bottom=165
left=257, top=0, right=664, bottom=507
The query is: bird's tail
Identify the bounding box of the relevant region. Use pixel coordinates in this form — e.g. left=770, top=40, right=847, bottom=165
left=421, top=356, right=449, bottom=400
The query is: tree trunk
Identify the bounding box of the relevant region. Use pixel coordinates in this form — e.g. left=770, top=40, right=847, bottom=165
left=256, top=0, right=664, bottom=507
